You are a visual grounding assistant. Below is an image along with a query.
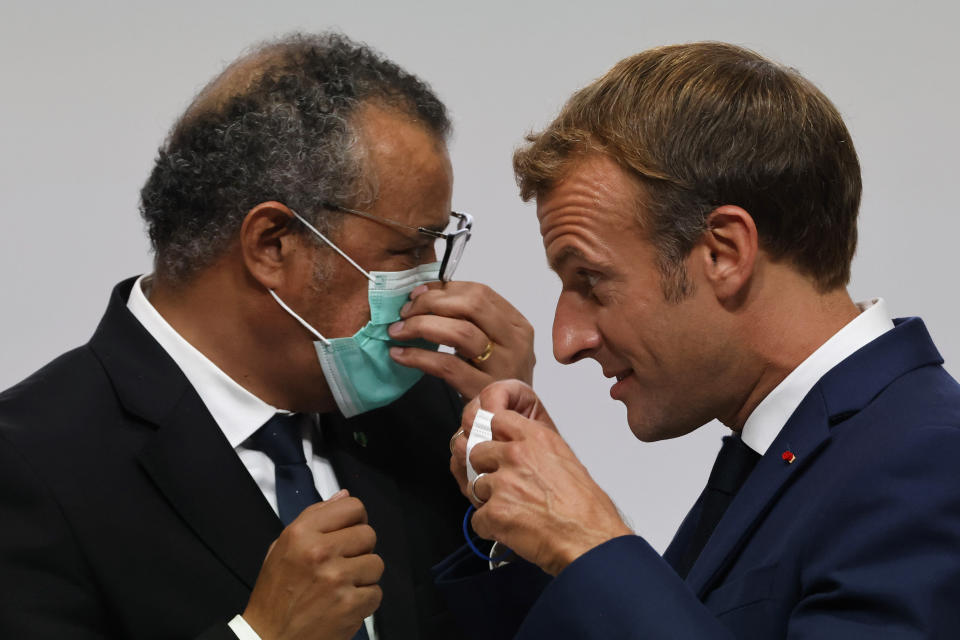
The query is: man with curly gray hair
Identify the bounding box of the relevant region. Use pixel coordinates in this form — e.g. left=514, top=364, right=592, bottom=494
left=0, top=33, right=534, bottom=640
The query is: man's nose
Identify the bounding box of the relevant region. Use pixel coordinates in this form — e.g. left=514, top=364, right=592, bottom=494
left=552, top=292, right=601, bottom=364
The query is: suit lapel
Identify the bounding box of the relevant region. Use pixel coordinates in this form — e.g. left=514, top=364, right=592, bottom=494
left=685, top=316, right=944, bottom=598
left=663, top=489, right=705, bottom=569
left=327, top=423, right=420, bottom=639
left=137, top=390, right=282, bottom=589
left=90, top=278, right=282, bottom=590
left=686, top=392, right=832, bottom=596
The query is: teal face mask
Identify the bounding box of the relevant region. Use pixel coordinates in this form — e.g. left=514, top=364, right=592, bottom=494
left=269, top=212, right=441, bottom=418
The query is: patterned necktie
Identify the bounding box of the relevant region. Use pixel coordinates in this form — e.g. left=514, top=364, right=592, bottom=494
left=675, top=434, right=761, bottom=579
left=247, top=413, right=323, bottom=526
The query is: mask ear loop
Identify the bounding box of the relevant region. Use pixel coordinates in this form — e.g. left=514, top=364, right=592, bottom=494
left=290, top=209, right=375, bottom=283
left=268, top=208, right=380, bottom=347
left=268, top=290, right=332, bottom=347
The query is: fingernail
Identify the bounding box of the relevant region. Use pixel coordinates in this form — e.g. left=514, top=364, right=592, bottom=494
left=410, top=284, right=428, bottom=299
left=329, top=489, right=349, bottom=501
left=400, top=302, right=411, bottom=317
left=390, top=346, right=405, bottom=357
left=389, top=321, right=404, bottom=336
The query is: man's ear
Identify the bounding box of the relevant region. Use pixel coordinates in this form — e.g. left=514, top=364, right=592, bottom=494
left=239, top=201, right=300, bottom=290
left=697, top=205, right=759, bottom=305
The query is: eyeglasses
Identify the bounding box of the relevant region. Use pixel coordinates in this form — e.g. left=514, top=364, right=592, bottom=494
left=322, top=202, right=473, bottom=282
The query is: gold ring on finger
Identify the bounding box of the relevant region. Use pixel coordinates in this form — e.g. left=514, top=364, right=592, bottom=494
left=472, top=341, right=494, bottom=364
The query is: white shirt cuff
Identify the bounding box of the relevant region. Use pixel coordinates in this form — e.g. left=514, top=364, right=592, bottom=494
left=227, top=614, right=262, bottom=640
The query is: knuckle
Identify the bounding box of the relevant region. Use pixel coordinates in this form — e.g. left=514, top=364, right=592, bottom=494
left=366, top=585, right=384, bottom=613
left=283, top=520, right=306, bottom=546
left=511, top=316, right=533, bottom=338
left=522, top=317, right=535, bottom=336
left=413, top=291, right=437, bottom=313
left=398, top=314, right=420, bottom=332
left=461, top=295, right=484, bottom=320
left=503, top=441, right=524, bottom=465
left=346, top=497, right=366, bottom=519
left=482, top=380, right=505, bottom=401
left=308, top=539, right=333, bottom=564
left=298, top=501, right=328, bottom=523
left=404, top=296, right=423, bottom=315
left=454, top=323, right=476, bottom=347
left=484, top=508, right=503, bottom=530
left=471, top=512, right=491, bottom=539
left=342, top=587, right=365, bottom=613
left=486, top=505, right=515, bottom=533
left=315, top=562, right=341, bottom=589
left=371, top=553, right=386, bottom=578
left=302, top=500, right=325, bottom=515
left=358, top=524, right=377, bottom=549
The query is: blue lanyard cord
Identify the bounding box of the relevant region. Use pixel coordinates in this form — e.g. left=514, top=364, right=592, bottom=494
left=462, top=505, right=515, bottom=563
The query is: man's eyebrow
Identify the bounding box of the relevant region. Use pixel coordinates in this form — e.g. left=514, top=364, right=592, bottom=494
left=547, top=246, right=613, bottom=274
left=549, top=246, right=599, bottom=273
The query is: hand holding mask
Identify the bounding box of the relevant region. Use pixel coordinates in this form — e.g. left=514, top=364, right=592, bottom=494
left=270, top=211, right=444, bottom=417
left=387, top=281, right=536, bottom=399
left=450, top=380, right=632, bottom=576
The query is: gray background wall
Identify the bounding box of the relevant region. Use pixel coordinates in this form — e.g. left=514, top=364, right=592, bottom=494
left=2, top=0, right=957, bottom=551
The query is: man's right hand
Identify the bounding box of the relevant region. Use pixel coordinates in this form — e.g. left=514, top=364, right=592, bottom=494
left=242, top=491, right=383, bottom=640
left=450, top=381, right=632, bottom=576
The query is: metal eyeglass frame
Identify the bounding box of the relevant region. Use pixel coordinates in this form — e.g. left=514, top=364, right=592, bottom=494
left=322, top=202, right=473, bottom=282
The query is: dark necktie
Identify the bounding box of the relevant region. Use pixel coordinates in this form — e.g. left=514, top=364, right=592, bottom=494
left=675, top=434, right=761, bottom=579
left=248, top=416, right=371, bottom=640
left=247, top=413, right=323, bottom=526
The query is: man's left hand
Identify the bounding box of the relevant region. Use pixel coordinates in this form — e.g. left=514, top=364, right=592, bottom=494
left=388, top=282, right=535, bottom=399
left=450, top=380, right=633, bottom=576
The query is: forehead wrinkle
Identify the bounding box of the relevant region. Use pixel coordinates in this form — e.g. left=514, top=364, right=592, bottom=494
left=356, top=104, right=452, bottom=233
left=544, top=220, right=617, bottom=275
left=541, top=207, right=618, bottom=274
left=539, top=153, right=639, bottom=275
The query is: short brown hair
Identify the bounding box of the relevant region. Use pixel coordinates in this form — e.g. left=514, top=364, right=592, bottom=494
left=514, top=42, right=861, bottom=300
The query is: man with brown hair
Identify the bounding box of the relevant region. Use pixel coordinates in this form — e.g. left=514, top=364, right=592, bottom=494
left=437, top=42, right=960, bottom=638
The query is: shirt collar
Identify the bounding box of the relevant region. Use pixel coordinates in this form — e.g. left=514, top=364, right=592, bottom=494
left=740, top=298, right=894, bottom=455
left=126, top=274, right=282, bottom=448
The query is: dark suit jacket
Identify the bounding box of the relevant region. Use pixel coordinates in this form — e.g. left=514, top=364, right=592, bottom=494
left=436, top=317, right=960, bottom=639
left=0, top=277, right=471, bottom=639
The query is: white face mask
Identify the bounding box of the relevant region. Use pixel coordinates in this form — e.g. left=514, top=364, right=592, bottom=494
left=269, top=211, right=441, bottom=417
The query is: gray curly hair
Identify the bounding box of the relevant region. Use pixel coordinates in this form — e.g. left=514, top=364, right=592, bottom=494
left=139, top=32, right=451, bottom=284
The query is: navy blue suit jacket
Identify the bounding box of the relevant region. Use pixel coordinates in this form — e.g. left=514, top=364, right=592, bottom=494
left=436, top=317, right=960, bottom=639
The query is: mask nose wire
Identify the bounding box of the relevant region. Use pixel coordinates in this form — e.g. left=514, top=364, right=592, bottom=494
left=290, top=209, right=375, bottom=282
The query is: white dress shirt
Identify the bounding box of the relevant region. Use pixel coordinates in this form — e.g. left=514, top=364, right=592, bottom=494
left=127, top=275, right=376, bottom=640
left=740, top=298, right=895, bottom=455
